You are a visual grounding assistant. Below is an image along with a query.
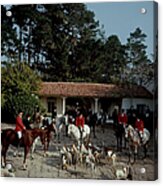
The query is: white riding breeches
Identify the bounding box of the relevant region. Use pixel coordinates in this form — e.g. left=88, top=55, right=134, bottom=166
left=17, top=131, right=22, bottom=139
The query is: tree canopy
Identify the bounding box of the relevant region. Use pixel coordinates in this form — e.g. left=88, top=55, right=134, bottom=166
left=1, top=4, right=154, bottom=85
left=1, top=61, right=42, bottom=122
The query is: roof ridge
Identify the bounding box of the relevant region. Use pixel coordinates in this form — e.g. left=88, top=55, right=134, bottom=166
left=42, top=82, right=116, bottom=86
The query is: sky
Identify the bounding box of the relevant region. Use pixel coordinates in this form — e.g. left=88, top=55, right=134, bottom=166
left=2, top=1, right=157, bottom=61
left=86, top=1, right=157, bottom=60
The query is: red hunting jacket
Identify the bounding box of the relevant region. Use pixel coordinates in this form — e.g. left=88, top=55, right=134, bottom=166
left=15, top=116, right=26, bottom=132
left=118, top=113, right=128, bottom=125
left=76, top=116, right=85, bottom=128
left=135, top=119, right=144, bottom=132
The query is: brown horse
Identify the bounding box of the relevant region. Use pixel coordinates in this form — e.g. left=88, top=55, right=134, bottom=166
left=31, top=123, right=57, bottom=157
left=43, top=123, right=57, bottom=151
left=1, top=128, right=46, bottom=170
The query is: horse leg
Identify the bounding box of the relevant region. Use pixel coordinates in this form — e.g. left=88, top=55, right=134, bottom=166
left=120, top=136, right=122, bottom=151
left=66, top=125, right=68, bottom=137
left=1, top=144, right=9, bottom=168
left=23, top=146, right=30, bottom=170
left=133, top=146, right=138, bottom=164
left=124, top=136, right=127, bottom=149
left=58, top=133, right=61, bottom=143
left=128, top=144, right=132, bottom=164
left=116, top=137, right=119, bottom=151
left=143, top=145, right=147, bottom=159
left=31, top=137, right=39, bottom=159
left=102, top=124, right=105, bottom=133
left=92, top=125, right=95, bottom=138
left=43, top=137, right=49, bottom=157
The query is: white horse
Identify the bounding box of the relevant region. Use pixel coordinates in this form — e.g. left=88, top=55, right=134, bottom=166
left=125, top=125, right=150, bottom=163
left=68, top=124, right=90, bottom=146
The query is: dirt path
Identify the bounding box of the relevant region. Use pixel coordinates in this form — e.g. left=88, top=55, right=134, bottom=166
left=1, top=123, right=157, bottom=180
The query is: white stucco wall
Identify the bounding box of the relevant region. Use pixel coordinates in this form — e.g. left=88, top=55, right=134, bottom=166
left=40, top=97, right=48, bottom=111
left=122, top=98, right=154, bottom=111
left=56, top=97, right=63, bottom=115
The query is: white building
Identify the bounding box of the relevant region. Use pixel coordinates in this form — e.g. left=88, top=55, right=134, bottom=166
left=38, top=82, right=153, bottom=116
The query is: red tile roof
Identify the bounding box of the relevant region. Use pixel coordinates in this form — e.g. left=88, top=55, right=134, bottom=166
left=39, top=82, right=153, bottom=98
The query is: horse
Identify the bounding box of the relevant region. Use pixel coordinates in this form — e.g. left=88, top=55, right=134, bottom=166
left=114, top=124, right=126, bottom=151
left=31, top=123, right=57, bottom=157
left=67, top=124, right=90, bottom=146
left=125, top=125, right=150, bottom=163
left=1, top=128, right=46, bottom=170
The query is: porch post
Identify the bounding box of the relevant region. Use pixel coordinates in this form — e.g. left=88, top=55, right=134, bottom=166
left=94, top=98, right=99, bottom=113
left=62, top=97, right=66, bottom=115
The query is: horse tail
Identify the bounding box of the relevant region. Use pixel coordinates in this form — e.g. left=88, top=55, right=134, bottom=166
left=1, top=130, right=5, bottom=145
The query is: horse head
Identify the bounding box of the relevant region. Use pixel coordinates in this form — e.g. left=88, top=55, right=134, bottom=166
left=125, top=125, right=134, bottom=139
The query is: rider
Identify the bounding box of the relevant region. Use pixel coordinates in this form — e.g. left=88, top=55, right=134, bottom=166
left=23, top=114, right=32, bottom=130
left=118, top=109, right=128, bottom=128
left=15, top=110, right=26, bottom=139
left=14, top=110, right=26, bottom=156
left=75, top=111, right=85, bottom=141
left=135, top=115, right=144, bottom=142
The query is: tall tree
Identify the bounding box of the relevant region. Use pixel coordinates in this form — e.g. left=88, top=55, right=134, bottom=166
left=10, top=5, right=38, bottom=63
left=31, top=3, right=101, bottom=81
left=125, top=27, right=152, bottom=86
left=1, top=6, right=18, bottom=62
left=101, top=35, right=127, bottom=83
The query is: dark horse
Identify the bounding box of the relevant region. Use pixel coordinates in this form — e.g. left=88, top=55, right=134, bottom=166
left=36, top=123, right=57, bottom=156
left=114, top=124, right=126, bottom=151
left=1, top=128, right=46, bottom=170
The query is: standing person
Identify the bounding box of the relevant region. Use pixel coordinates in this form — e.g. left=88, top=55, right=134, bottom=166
left=135, top=115, right=144, bottom=141
left=144, top=106, right=151, bottom=131
left=23, top=114, right=32, bottom=130
left=42, top=114, right=49, bottom=128
left=75, top=111, right=85, bottom=141
left=33, top=106, right=42, bottom=128
left=112, top=108, right=118, bottom=125
left=117, top=109, right=128, bottom=150
left=52, top=106, right=57, bottom=120
left=15, top=110, right=26, bottom=140
left=88, top=110, right=97, bottom=138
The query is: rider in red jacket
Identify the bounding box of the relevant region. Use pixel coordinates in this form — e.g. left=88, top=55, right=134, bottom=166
left=75, top=112, right=85, bottom=140
left=135, top=115, right=144, bottom=142
left=15, top=110, right=26, bottom=139
left=76, top=113, right=85, bottom=129
left=118, top=109, right=128, bottom=127
left=135, top=118, right=144, bottom=132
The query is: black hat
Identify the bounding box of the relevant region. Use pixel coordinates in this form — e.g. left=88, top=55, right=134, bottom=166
left=18, top=109, right=23, bottom=114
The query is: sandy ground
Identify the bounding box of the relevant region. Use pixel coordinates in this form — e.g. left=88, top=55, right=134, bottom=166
left=1, top=123, right=157, bottom=180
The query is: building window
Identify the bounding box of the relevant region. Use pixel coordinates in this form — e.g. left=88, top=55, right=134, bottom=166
left=47, top=100, right=55, bottom=113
